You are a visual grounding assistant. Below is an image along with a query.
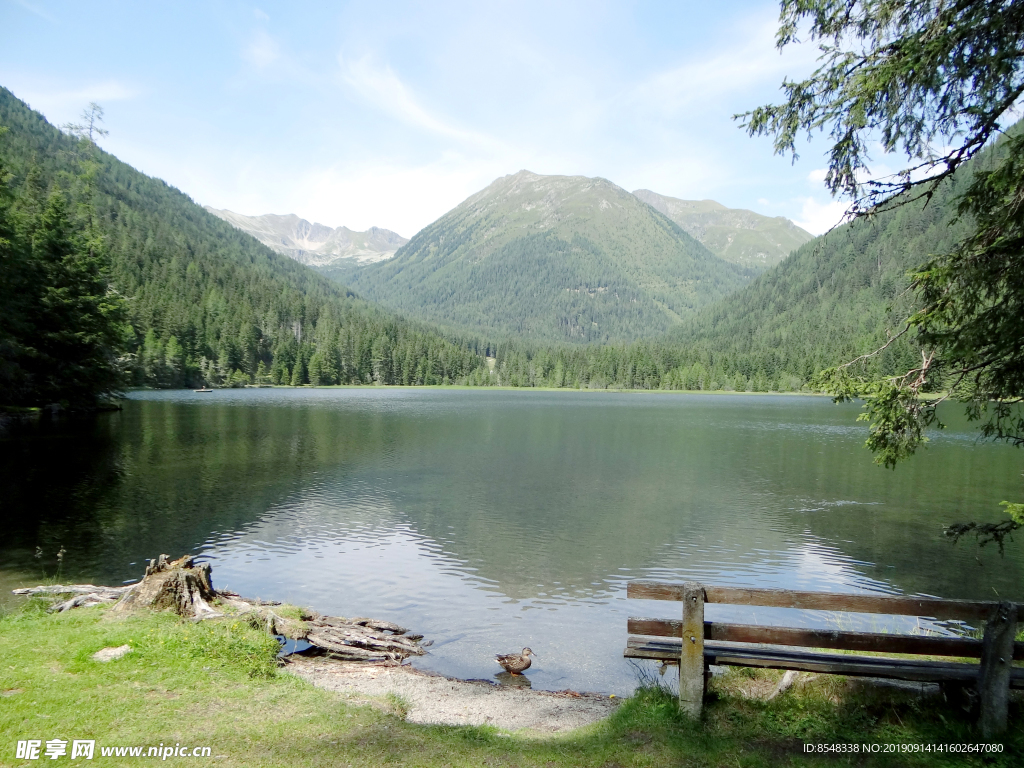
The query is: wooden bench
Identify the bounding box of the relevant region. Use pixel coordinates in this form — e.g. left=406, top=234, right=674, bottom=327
left=624, top=581, right=1023, bottom=737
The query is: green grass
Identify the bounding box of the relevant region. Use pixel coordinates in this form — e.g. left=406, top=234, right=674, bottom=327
left=0, top=603, right=1020, bottom=767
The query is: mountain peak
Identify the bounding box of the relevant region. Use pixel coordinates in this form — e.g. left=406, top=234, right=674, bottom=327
left=203, top=207, right=407, bottom=268
left=460, top=170, right=633, bottom=226
left=347, top=170, right=749, bottom=344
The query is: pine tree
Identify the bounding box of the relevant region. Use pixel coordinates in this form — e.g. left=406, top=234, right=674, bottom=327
left=0, top=179, right=126, bottom=408
left=0, top=138, right=31, bottom=404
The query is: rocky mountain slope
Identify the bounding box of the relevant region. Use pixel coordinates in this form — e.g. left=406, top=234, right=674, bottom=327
left=348, top=170, right=751, bottom=343
left=631, top=190, right=812, bottom=270
left=204, top=208, right=407, bottom=268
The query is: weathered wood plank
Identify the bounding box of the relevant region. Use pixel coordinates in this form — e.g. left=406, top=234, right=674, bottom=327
left=627, top=581, right=1023, bottom=621
left=678, top=582, right=705, bottom=718
left=627, top=617, right=1024, bottom=659
left=979, top=602, right=1017, bottom=739
left=624, top=638, right=1024, bottom=688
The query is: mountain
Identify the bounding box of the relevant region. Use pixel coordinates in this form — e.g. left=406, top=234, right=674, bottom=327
left=484, top=147, right=990, bottom=391
left=347, top=170, right=752, bottom=344
left=482, top=178, right=960, bottom=390
left=0, top=86, right=488, bottom=390
left=631, top=189, right=813, bottom=270
left=203, top=208, right=406, bottom=267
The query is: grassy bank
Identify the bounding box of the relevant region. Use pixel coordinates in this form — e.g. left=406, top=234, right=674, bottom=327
left=1, top=602, right=1020, bottom=767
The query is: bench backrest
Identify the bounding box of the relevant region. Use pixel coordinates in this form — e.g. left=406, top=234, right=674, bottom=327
left=626, top=580, right=1024, bottom=660
left=626, top=580, right=1021, bottom=733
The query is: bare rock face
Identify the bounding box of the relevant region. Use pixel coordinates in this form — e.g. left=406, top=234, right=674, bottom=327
left=112, top=554, right=218, bottom=618
left=204, top=208, right=407, bottom=267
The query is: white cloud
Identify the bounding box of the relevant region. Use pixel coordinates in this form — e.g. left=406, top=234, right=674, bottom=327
left=38, top=81, right=136, bottom=105
left=2, top=4, right=867, bottom=242
left=793, top=196, right=849, bottom=236
left=2, top=77, right=139, bottom=122
left=13, top=0, right=56, bottom=23
left=192, top=154, right=509, bottom=237
left=619, top=152, right=730, bottom=203
left=807, top=168, right=828, bottom=184
left=243, top=29, right=282, bottom=69
left=627, top=17, right=818, bottom=117
left=338, top=54, right=506, bottom=152
left=290, top=158, right=505, bottom=235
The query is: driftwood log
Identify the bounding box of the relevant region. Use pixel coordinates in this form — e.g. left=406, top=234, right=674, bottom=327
left=299, top=612, right=426, bottom=662
left=13, top=553, right=427, bottom=663
left=11, top=583, right=132, bottom=613
left=214, top=595, right=427, bottom=662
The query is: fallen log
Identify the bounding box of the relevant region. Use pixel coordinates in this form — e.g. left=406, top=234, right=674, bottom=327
left=347, top=617, right=409, bottom=634
left=307, top=625, right=425, bottom=657
left=12, top=584, right=131, bottom=598
left=13, top=584, right=132, bottom=612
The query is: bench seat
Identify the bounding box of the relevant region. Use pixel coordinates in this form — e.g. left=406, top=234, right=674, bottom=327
left=625, top=637, right=1024, bottom=688
left=623, top=580, right=1021, bottom=734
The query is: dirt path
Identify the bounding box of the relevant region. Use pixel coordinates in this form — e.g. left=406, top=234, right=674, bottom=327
left=286, top=656, right=620, bottom=733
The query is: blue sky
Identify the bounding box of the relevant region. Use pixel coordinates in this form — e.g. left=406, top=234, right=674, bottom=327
left=1, top=0, right=850, bottom=237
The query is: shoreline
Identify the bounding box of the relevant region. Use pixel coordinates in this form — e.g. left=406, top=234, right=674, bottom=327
left=286, top=655, right=619, bottom=733
left=125, top=384, right=833, bottom=397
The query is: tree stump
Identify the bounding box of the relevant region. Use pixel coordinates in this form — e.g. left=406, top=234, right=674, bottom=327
left=112, top=554, right=218, bottom=618
left=16, top=554, right=429, bottom=662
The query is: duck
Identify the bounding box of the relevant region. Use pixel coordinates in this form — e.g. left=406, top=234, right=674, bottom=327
left=495, top=647, right=536, bottom=675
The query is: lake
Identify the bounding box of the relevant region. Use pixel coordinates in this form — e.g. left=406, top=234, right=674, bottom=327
left=2, top=388, right=1022, bottom=694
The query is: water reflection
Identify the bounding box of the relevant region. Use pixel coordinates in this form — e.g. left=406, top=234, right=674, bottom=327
left=494, top=672, right=533, bottom=688
left=1, top=389, right=1022, bottom=693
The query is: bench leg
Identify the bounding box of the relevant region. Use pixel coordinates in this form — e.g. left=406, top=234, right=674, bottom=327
left=978, top=601, right=1016, bottom=739
left=679, top=582, right=705, bottom=718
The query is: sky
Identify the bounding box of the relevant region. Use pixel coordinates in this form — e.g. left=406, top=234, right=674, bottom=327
left=1, top=0, right=853, bottom=237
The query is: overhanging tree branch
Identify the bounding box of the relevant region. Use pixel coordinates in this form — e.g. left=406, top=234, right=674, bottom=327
left=747, top=1, right=1024, bottom=548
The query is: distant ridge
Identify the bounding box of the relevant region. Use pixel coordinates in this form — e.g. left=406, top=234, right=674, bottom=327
left=348, top=170, right=752, bottom=344
left=631, top=189, right=813, bottom=270
left=204, top=208, right=407, bottom=268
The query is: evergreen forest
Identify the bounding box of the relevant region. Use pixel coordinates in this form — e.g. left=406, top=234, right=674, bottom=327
left=0, top=87, right=491, bottom=407
left=0, top=85, right=978, bottom=403
left=481, top=167, right=977, bottom=392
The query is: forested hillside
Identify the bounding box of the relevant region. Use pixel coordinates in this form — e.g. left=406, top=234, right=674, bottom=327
left=485, top=162, right=978, bottom=391
left=631, top=190, right=813, bottom=271
left=348, top=171, right=752, bottom=343
left=0, top=87, right=488, bottom=397
left=666, top=170, right=975, bottom=383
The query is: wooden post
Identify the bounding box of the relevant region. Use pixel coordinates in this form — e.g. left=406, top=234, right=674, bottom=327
left=978, top=601, right=1016, bottom=739
left=679, top=582, right=705, bottom=718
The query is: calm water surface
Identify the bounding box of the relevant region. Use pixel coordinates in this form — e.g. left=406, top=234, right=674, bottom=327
left=2, top=388, right=1022, bottom=694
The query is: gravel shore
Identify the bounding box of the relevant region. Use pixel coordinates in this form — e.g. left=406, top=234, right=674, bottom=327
left=286, top=656, right=620, bottom=733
